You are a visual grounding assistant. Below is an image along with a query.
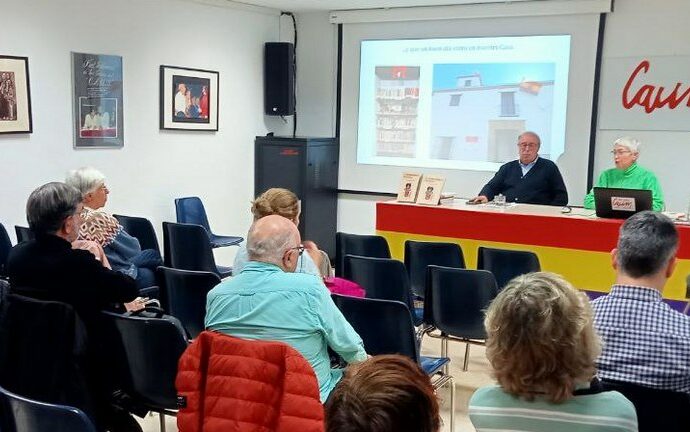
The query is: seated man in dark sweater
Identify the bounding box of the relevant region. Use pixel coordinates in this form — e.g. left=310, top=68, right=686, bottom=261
left=469, top=131, right=568, bottom=206
left=6, top=182, right=140, bottom=431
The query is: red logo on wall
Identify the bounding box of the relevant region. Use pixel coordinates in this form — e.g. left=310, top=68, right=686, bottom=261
left=280, top=149, right=299, bottom=156
left=622, top=59, right=690, bottom=114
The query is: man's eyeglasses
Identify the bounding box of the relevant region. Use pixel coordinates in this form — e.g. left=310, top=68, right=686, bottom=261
left=289, top=245, right=305, bottom=256
left=611, top=149, right=632, bottom=156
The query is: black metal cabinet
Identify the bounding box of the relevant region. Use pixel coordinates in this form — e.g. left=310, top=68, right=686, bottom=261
left=255, top=136, right=339, bottom=258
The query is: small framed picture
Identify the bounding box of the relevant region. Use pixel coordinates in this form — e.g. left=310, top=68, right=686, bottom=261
left=160, top=65, right=218, bottom=131
left=396, top=172, right=422, bottom=203
left=416, top=175, right=446, bottom=206
left=0, top=55, right=32, bottom=134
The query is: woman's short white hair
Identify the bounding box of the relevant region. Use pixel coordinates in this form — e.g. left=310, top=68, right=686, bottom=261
left=65, top=167, right=106, bottom=196
left=613, top=137, right=640, bottom=153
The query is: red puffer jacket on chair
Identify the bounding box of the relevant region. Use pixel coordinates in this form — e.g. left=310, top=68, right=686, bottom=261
left=176, top=331, right=324, bottom=432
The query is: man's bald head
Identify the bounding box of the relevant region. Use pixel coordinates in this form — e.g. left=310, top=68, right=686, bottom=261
left=247, top=214, right=301, bottom=268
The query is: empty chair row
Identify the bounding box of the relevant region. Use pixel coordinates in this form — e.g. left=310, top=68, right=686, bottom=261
left=331, top=294, right=455, bottom=432
left=337, top=231, right=540, bottom=292
left=343, top=251, right=497, bottom=371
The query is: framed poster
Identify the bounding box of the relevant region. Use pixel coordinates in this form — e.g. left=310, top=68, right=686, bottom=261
left=396, top=172, right=421, bottom=203
left=416, top=175, right=446, bottom=206
left=72, top=52, right=124, bottom=148
left=159, top=65, right=218, bottom=131
left=0, top=55, right=32, bottom=134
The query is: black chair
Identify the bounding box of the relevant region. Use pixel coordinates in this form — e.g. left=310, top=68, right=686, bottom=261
left=332, top=294, right=454, bottom=431
left=344, top=255, right=421, bottom=325
left=426, top=266, right=498, bottom=371
left=404, top=240, right=465, bottom=299
left=113, top=214, right=161, bottom=255
left=157, top=267, right=220, bottom=339
left=335, top=232, right=391, bottom=277
left=600, top=379, right=690, bottom=432
left=0, top=223, right=12, bottom=278
left=0, top=385, right=96, bottom=432
left=477, top=246, right=540, bottom=290
left=14, top=226, right=34, bottom=243
left=101, top=311, right=188, bottom=432
left=162, top=222, right=232, bottom=278
left=111, top=215, right=162, bottom=299
left=0, top=294, right=90, bottom=417
left=174, top=197, right=243, bottom=248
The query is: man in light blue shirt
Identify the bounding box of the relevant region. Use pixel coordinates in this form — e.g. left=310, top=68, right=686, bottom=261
left=205, top=215, right=367, bottom=401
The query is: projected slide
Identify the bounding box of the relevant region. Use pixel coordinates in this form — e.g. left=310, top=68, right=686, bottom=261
left=358, top=35, right=571, bottom=171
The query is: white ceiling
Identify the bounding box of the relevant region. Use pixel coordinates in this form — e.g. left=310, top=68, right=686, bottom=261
left=228, top=0, right=537, bottom=12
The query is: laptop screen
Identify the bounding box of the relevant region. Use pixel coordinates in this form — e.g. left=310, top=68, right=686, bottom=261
left=593, top=187, right=652, bottom=219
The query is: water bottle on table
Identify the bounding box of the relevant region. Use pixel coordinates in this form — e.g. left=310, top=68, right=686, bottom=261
left=494, top=193, right=506, bottom=206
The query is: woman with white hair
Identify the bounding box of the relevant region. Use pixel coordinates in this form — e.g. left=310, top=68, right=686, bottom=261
left=66, top=167, right=162, bottom=289
left=583, top=137, right=664, bottom=211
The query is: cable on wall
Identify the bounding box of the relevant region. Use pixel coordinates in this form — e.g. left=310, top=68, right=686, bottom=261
left=281, top=11, right=297, bottom=138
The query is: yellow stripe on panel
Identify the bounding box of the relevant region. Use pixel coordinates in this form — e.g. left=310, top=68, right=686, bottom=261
left=378, top=230, right=688, bottom=300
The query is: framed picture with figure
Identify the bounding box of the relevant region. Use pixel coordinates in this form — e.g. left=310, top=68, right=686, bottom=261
left=160, top=65, right=219, bottom=131
left=0, top=55, right=32, bottom=134
left=72, top=52, right=124, bottom=148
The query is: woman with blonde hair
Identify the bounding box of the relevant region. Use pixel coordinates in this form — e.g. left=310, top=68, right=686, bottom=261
left=469, top=272, right=637, bottom=432
left=232, top=188, right=324, bottom=276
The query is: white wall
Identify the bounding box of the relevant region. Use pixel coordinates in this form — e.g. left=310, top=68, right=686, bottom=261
left=5, top=1, right=685, bottom=247
left=0, top=0, right=292, bottom=263
left=594, top=0, right=690, bottom=213
left=296, top=0, right=690, bottom=236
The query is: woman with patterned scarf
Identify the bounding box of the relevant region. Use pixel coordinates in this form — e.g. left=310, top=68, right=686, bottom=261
left=66, top=167, right=162, bottom=289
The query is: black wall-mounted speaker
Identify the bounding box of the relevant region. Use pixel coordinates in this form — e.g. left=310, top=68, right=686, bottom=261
left=264, top=42, right=295, bottom=116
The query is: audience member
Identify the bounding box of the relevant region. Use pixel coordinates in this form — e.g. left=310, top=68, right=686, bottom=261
left=470, top=272, right=637, bottom=432
left=232, top=188, right=326, bottom=277
left=205, top=215, right=367, bottom=401
left=584, top=137, right=664, bottom=211
left=6, top=182, right=139, bottom=430
left=325, top=355, right=440, bottom=432
left=469, top=131, right=568, bottom=206
left=592, top=211, right=690, bottom=392
left=66, top=167, right=162, bottom=288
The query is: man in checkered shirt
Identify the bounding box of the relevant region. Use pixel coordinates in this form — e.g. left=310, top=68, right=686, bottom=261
left=592, top=211, right=690, bottom=393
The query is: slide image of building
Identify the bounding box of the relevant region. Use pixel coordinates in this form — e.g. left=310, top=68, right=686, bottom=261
left=431, top=63, right=555, bottom=163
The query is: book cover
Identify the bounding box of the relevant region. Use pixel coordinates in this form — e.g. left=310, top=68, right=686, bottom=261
left=396, top=172, right=422, bottom=203
left=416, top=175, right=446, bottom=205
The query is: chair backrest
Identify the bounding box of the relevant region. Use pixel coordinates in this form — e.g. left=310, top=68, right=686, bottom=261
left=335, top=232, right=391, bottom=277
left=0, top=223, right=12, bottom=278
left=162, top=222, right=219, bottom=275
left=404, top=240, right=465, bottom=298
left=157, top=267, right=220, bottom=339
left=175, top=197, right=211, bottom=232
left=0, top=294, right=90, bottom=418
left=426, top=266, right=497, bottom=340
left=477, top=246, right=541, bottom=290
left=0, top=385, right=96, bottom=432
left=600, top=379, right=690, bottom=432
left=332, top=294, right=418, bottom=362
left=101, top=311, right=188, bottom=409
left=344, top=255, right=414, bottom=310
left=113, top=214, right=160, bottom=254
left=14, top=226, right=34, bottom=243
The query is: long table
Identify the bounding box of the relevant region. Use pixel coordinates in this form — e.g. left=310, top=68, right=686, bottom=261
left=376, top=200, right=690, bottom=301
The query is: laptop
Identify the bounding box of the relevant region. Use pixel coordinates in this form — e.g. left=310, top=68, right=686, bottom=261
left=593, top=187, right=652, bottom=219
